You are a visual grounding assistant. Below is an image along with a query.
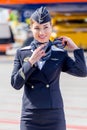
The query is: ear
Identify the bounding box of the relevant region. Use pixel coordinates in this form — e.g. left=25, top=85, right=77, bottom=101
left=29, top=25, right=33, bottom=32
left=50, top=22, right=52, bottom=29
left=50, top=25, right=53, bottom=32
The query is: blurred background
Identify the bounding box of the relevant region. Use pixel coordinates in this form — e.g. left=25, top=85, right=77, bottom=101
left=0, top=0, right=87, bottom=54
left=0, top=0, right=87, bottom=130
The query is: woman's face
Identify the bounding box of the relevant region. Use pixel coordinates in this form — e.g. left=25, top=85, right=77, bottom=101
left=30, top=20, right=52, bottom=43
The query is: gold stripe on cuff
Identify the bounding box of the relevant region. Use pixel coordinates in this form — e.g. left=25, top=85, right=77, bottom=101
left=19, top=69, right=25, bottom=80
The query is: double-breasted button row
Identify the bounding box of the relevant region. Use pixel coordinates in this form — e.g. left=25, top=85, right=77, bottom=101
left=31, top=84, right=50, bottom=89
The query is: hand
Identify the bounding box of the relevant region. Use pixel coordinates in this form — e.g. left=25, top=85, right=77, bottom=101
left=29, top=44, right=46, bottom=66
left=58, top=36, right=79, bottom=51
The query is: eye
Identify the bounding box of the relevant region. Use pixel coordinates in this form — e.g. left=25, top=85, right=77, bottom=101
left=44, top=26, right=48, bottom=29
left=34, top=27, right=40, bottom=30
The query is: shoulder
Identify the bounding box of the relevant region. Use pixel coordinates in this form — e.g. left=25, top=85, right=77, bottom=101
left=15, top=45, right=32, bottom=60
left=16, top=45, right=32, bottom=55
left=20, top=45, right=32, bottom=51
left=15, top=45, right=31, bottom=55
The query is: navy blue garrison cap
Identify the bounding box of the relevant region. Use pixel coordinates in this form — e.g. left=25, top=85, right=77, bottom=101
left=30, top=6, right=51, bottom=24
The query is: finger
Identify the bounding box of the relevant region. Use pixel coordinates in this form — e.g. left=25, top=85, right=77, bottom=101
left=58, top=36, right=65, bottom=39
left=37, top=44, right=46, bottom=51
left=61, top=38, right=67, bottom=46
left=58, top=37, right=63, bottom=40
left=39, top=50, right=46, bottom=56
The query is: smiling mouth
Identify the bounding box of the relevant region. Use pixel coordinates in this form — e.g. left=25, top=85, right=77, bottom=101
left=39, top=36, right=47, bottom=39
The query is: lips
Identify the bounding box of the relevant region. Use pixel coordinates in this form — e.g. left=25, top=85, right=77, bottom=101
left=38, top=35, right=47, bottom=39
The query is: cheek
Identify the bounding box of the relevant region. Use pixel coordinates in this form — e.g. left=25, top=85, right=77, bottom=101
left=32, top=30, right=38, bottom=38
left=46, top=29, right=52, bottom=37
left=31, top=27, right=37, bottom=35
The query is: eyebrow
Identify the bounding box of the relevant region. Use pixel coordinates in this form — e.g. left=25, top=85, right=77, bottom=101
left=43, top=24, right=49, bottom=26
left=34, top=24, right=49, bottom=28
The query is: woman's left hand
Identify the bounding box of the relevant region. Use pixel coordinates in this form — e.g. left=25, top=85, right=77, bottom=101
left=59, top=36, right=79, bottom=51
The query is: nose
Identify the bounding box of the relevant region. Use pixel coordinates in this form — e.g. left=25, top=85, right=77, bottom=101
left=39, top=29, right=45, bottom=35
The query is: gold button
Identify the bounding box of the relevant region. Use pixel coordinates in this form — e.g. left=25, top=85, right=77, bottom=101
left=46, top=84, right=49, bottom=88
left=31, top=85, right=34, bottom=89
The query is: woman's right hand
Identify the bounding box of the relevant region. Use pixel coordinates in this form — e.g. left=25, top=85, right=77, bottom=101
left=29, top=44, right=46, bottom=66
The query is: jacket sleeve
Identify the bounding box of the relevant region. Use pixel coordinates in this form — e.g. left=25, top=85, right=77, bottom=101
left=62, top=49, right=87, bottom=77
left=11, top=49, right=36, bottom=90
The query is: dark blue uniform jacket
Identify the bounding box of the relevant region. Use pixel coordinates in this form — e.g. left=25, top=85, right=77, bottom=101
left=11, top=46, right=87, bottom=111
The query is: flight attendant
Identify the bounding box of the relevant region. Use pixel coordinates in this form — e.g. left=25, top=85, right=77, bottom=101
left=11, top=6, right=87, bottom=130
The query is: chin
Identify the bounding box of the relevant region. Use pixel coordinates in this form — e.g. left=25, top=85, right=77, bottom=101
left=39, top=39, right=49, bottom=43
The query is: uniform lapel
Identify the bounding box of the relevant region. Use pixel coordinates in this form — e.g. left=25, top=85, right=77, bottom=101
left=41, top=51, right=60, bottom=82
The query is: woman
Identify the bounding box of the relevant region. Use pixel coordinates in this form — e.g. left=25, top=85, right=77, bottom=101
left=11, top=6, right=87, bottom=130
